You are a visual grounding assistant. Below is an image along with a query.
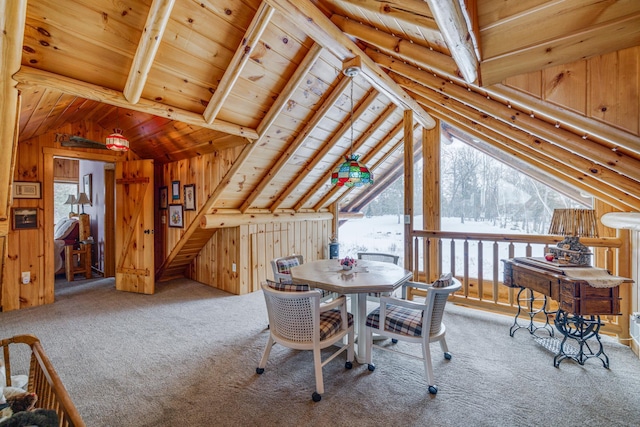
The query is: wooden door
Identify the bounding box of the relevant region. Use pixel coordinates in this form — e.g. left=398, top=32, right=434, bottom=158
left=115, top=160, right=154, bottom=294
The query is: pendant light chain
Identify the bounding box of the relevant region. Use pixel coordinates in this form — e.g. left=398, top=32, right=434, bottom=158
left=349, top=74, right=354, bottom=156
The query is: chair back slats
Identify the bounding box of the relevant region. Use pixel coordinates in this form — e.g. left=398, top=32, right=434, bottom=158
left=357, top=252, right=399, bottom=265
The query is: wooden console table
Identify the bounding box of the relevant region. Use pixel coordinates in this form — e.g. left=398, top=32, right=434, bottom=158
left=502, top=257, right=631, bottom=368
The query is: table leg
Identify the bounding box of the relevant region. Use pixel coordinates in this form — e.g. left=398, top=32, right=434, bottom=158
left=509, top=286, right=554, bottom=337
left=552, top=310, right=609, bottom=368
left=349, top=293, right=368, bottom=364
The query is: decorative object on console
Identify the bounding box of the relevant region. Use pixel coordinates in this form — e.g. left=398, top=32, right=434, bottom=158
left=548, top=208, right=598, bottom=266
left=76, top=192, right=92, bottom=214
left=331, top=62, right=372, bottom=188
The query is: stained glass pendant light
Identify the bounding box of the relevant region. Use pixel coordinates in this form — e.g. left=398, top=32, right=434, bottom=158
left=106, top=108, right=130, bottom=152
left=331, top=66, right=373, bottom=187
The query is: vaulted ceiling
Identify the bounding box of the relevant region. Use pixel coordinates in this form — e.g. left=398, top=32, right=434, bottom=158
left=4, top=0, right=640, bottom=215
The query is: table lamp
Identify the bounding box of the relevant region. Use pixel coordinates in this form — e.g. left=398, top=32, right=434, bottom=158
left=64, top=194, right=77, bottom=216
left=77, top=192, right=92, bottom=214
left=548, top=208, right=598, bottom=265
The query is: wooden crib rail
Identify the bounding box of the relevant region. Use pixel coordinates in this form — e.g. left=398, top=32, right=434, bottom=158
left=1, top=334, right=85, bottom=427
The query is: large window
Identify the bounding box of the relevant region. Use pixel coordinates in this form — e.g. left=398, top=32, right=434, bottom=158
left=338, top=123, right=590, bottom=266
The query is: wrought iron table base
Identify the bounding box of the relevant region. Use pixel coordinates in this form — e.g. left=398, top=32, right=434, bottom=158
left=509, top=286, right=554, bottom=337
left=550, top=310, right=609, bottom=368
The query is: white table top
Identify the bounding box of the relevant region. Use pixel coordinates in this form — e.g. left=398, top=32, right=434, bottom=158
left=290, top=259, right=413, bottom=294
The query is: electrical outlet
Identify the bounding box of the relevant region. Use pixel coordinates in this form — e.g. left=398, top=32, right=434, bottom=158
left=232, top=263, right=236, bottom=272
left=21, top=272, right=30, bottom=285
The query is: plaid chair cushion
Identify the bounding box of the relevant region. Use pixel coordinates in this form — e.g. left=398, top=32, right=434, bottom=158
left=319, top=309, right=354, bottom=341
left=266, top=279, right=309, bottom=292
left=432, top=272, right=453, bottom=288
left=366, top=303, right=423, bottom=337
left=275, top=257, right=301, bottom=275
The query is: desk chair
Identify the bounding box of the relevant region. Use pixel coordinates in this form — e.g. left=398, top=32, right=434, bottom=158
left=257, top=282, right=354, bottom=402
left=365, top=275, right=461, bottom=395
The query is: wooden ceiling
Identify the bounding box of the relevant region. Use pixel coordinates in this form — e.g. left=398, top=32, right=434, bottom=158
left=5, top=0, right=640, bottom=213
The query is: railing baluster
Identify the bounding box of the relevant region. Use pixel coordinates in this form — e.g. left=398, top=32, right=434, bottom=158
left=477, top=240, right=483, bottom=301
left=493, top=240, right=499, bottom=303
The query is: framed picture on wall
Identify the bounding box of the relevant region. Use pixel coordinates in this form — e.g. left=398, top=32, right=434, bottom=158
left=83, top=174, right=92, bottom=203
left=13, top=181, right=41, bottom=199
left=159, top=186, right=168, bottom=209
left=12, top=208, right=38, bottom=230
left=184, top=184, right=196, bottom=211
left=168, top=204, right=184, bottom=228
left=172, top=181, right=180, bottom=200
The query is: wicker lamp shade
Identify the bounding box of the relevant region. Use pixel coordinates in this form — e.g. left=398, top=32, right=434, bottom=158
left=548, top=208, right=598, bottom=265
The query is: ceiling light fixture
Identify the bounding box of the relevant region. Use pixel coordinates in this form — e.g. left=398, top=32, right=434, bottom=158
left=331, top=66, right=373, bottom=188
left=106, top=108, right=130, bottom=152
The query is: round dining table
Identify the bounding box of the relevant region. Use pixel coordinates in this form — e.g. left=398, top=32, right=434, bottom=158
left=290, top=259, right=413, bottom=363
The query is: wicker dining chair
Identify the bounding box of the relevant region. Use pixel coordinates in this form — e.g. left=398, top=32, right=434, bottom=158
left=270, top=254, right=304, bottom=283
left=365, top=274, right=461, bottom=395
left=256, top=282, right=354, bottom=402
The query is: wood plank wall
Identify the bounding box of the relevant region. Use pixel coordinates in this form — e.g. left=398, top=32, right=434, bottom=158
left=504, top=46, right=640, bottom=136
left=2, top=124, right=135, bottom=312
left=192, top=219, right=331, bottom=295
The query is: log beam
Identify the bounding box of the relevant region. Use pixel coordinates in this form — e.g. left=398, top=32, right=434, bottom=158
left=299, top=103, right=398, bottom=211
left=15, top=67, right=258, bottom=140
left=201, top=212, right=333, bottom=228
left=269, top=88, right=380, bottom=212
left=409, top=86, right=640, bottom=212
left=263, top=0, right=436, bottom=129
left=424, top=0, right=479, bottom=83
left=367, top=49, right=640, bottom=184
left=123, top=0, right=176, bottom=104
left=0, top=0, right=27, bottom=224
left=203, top=3, right=274, bottom=124
left=241, top=71, right=351, bottom=212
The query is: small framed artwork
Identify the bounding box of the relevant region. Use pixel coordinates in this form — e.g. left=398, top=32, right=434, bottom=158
left=83, top=174, right=92, bottom=203
left=12, top=208, right=38, bottom=230
left=184, top=184, right=196, bottom=211
left=13, top=181, right=41, bottom=199
left=168, top=204, right=184, bottom=228
left=159, top=186, right=168, bottom=210
left=172, top=181, right=180, bottom=200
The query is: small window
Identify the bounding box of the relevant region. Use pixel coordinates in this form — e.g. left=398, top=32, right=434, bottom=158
left=54, top=182, right=79, bottom=225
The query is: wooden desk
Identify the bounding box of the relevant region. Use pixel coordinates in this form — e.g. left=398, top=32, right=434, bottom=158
left=291, top=259, right=412, bottom=363
left=65, top=242, right=92, bottom=281
left=503, top=257, right=630, bottom=367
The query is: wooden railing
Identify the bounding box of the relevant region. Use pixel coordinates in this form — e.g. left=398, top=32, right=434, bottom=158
left=409, top=230, right=628, bottom=338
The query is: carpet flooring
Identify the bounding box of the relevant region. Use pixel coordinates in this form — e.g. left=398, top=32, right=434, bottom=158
left=1, top=277, right=639, bottom=427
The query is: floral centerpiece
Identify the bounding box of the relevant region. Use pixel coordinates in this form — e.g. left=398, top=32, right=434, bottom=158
left=339, top=256, right=356, bottom=270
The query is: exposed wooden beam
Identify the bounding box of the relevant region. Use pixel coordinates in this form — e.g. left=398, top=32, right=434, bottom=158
left=338, top=0, right=439, bottom=30
left=0, top=0, right=27, bottom=223
left=123, top=0, right=176, bottom=104
left=257, top=44, right=323, bottom=135
left=490, top=83, right=640, bottom=157
left=203, top=3, right=274, bottom=124
left=263, top=0, right=436, bottom=129
left=200, top=211, right=332, bottom=228
left=315, top=119, right=410, bottom=210
left=298, top=103, right=398, bottom=211
left=367, top=49, right=640, bottom=184
left=241, top=73, right=351, bottom=213
left=409, top=86, right=640, bottom=212
left=269, top=88, right=379, bottom=212
left=15, top=67, right=258, bottom=140
left=156, top=45, right=324, bottom=280
left=424, top=0, right=479, bottom=83
left=331, top=15, right=459, bottom=78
